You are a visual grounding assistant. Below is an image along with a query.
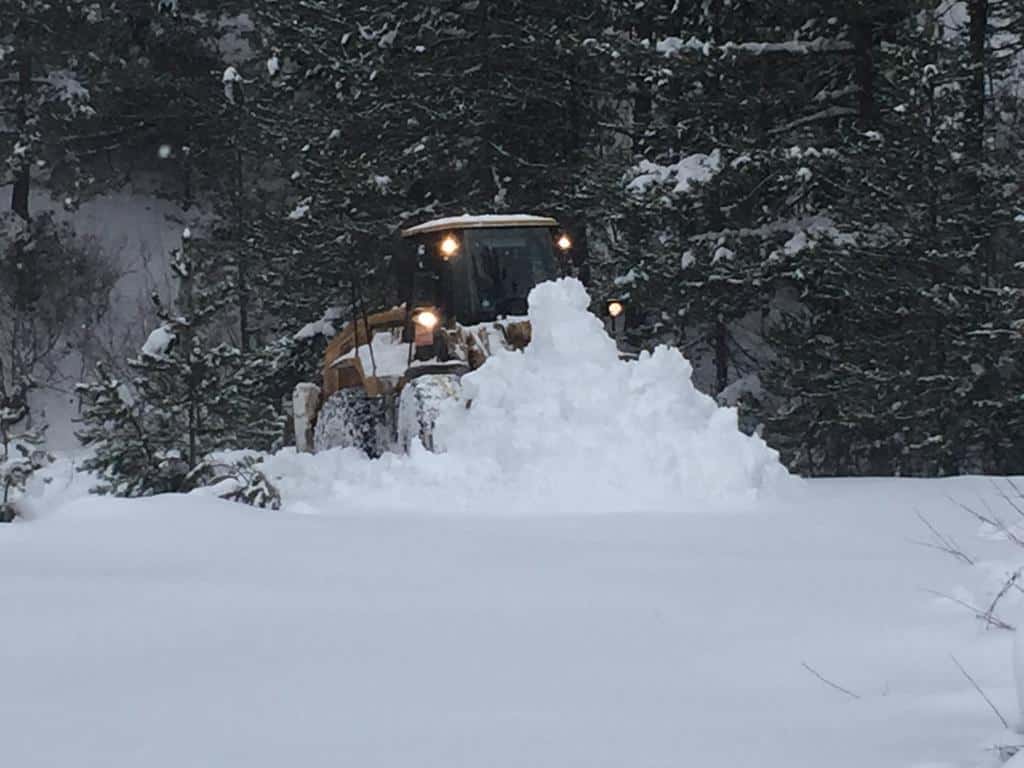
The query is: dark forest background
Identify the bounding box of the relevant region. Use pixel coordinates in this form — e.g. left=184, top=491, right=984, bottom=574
left=2, top=0, right=1023, bottom=488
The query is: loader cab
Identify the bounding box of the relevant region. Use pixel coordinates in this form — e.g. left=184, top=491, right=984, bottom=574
left=397, top=215, right=571, bottom=326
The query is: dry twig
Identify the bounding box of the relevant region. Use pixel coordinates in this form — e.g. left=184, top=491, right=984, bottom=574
left=922, top=589, right=1015, bottom=631
left=994, top=479, right=1024, bottom=523
left=986, top=568, right=1024, bottom=623
left=913, top=509, right=975, bottom=565
left=947, top=495, right=1024, bottom=548
left=801, top=661, right=861, bottom=700
left=951, top=655, right=1009, bottom=730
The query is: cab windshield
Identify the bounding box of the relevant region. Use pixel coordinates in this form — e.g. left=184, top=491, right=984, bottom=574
left=452, top=227, right=559, bottom=323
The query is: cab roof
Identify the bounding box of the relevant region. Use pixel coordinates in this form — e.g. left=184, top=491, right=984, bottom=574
left=400, top=214, right=559, bottom=239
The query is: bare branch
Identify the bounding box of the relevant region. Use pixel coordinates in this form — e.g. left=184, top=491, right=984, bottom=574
left=951, top=655, right=1009, bottom=730
left=658, top=37, right=855, bottom=59
left=993, top=479, right=1024, bottom=522
left=988, top=744, right=1022, bottom=763
left=768, top=106, right=859, bottom=136
left=1005, top=478, right=1024, bottom=500
left=986, top=568, right=1024, bottom=621
left=923, top=589, right=1015, bottom=631
left=947, top=495, right=1024, bottom=548
left=914, top=509, right=975, bottom=565
left=801, top=661, right=861, bottom=700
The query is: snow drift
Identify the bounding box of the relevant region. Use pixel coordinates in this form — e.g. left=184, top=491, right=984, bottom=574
left=2, top=475, right=1015, bottom=768
left=268, top=279, right=791, bottom=515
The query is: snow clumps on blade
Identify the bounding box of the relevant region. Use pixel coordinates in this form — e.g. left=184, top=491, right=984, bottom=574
left=429, top=278, right=791, bottom=513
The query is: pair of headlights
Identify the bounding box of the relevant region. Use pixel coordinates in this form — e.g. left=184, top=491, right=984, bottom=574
left=437, top=232, right=574, bottom=260
left=415, top=300, right=623, bottom=331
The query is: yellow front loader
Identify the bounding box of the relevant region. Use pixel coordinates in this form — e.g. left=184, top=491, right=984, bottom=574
left=292, top=214, right=626, bottom=455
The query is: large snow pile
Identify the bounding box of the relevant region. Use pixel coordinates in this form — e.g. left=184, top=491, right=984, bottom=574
left=269, top=279, right=791, bottom=515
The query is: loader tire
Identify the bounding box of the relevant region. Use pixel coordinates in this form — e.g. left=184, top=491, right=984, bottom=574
left=397, top=374, right=462, bottom=452
left=313, top=388, right=389, bottom=457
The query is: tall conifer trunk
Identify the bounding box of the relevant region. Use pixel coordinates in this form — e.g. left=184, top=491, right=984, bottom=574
left=967, top=0, right=988, bottom=163
left=11, top=52, right=31, bottom=222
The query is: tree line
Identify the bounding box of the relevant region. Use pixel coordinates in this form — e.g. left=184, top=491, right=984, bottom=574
left=1, top=0, right=1021, bottom=498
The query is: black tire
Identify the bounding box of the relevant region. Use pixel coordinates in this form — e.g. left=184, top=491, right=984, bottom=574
left=313, top=388, right=389, bottom=457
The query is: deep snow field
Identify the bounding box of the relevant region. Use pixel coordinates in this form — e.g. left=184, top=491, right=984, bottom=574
left=2, top=280, right=1022, bottom=767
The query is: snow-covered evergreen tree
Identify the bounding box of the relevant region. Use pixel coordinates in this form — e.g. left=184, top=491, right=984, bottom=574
left=763, top=3, right=1024, bottom=475
left=0, top=400, right=50, bottom=522
left=4, top=0, right=1022, bottom=477
left=77, top=232, right=283, bottom=496
left=75, top=363, right=164, bottom=496
left=247, top=0, right=629, bottom=333
left=615, top=2, right=875, bottom=392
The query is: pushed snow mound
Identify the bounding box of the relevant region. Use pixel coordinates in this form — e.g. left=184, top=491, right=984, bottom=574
left=268, top=279, right=792, bottom=515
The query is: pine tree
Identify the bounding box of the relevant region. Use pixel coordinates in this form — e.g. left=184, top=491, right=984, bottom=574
left=0, top=399, right=50, bottom=521
left=77, top=231, right=283, bottom=496
left=1, top=0, right=103, bottom=402
left=76, top=363, right=163, bottom=496
left=761, top=2, right=1024, bottom=475
left=1, top=0, right=225, bottom=415
left=613, top=1, right=871, bottom=398
left=248, top=0, right=628, bottom=335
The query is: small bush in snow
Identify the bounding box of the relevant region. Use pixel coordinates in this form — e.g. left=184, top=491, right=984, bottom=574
left=0, top=405, right=52, bottom=522
left=183, top=456, right=282, bottom=510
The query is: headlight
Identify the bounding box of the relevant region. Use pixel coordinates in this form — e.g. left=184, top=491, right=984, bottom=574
left=414, top=309, right=440, bottom=330
left=557, top=233, right=572, bottom=251
left=607, top=300, right=624, bottom=318
left=440, top=235, right=460, bottom=259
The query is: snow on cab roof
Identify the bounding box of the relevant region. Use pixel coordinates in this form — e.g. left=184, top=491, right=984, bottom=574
left=400, top=214, right=559, bottom=238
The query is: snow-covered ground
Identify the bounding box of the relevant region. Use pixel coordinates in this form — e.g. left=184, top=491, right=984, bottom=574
left=2, top=280, right=1021, bottom=767
left=2, top=471, right=1019, bottom=767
